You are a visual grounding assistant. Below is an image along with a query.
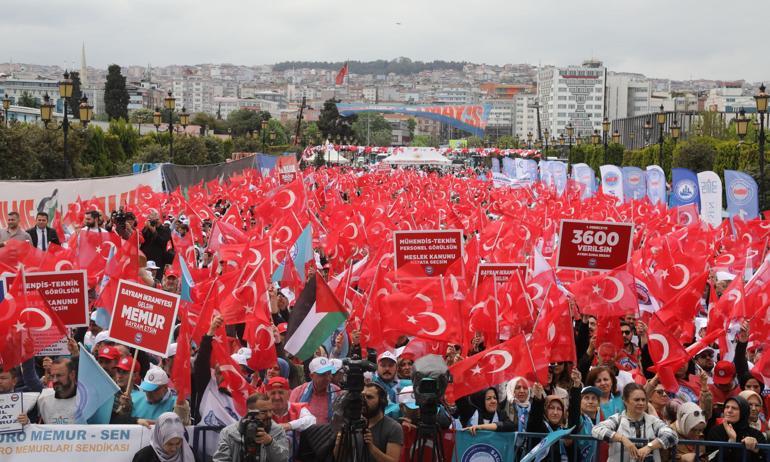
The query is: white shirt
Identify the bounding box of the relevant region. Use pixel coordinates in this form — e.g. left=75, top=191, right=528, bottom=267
left=36, top=388, right=76, bottom=424
left=36, top=227, right=47, bottom=250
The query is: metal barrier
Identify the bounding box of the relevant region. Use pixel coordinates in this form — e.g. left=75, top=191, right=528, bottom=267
left=514, top=431, right=770, bottom=462
left=191, top=425, right=224, bottom=461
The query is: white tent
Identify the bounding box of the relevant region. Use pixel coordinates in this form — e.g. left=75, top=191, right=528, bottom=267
left=380, top=148, right=451, bottom=166
left=324, top=149, right=350, bottom=164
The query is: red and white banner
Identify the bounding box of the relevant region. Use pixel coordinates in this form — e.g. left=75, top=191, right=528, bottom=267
left=108, top=279, right=180, bottom=357
left=556, top=219, right=633, bottom=271
left=4, top=270, right=88, bottom=327
left=475, top=263, right=526, bottom=285
left=276, top=155, right=299, bottom=184
left=393, top=230, right=463, bottom=278
left=0, top=168, right=163, bottom=229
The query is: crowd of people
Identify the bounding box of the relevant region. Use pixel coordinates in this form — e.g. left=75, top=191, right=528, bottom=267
left=0, top=165, right=769, bottom=462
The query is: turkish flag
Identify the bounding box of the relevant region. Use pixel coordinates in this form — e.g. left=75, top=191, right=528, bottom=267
left=530, top=286, right=576, bottom=366
left=569, top=267, right=638, bottom=317
left=210, top=335, right=256, bottom=416
left=220, top=204, right=244, bottom=230
left=170, top=306, right=192, bottom=400
left=647, top=314, right=689, bottom=391
left=244, top=305, right=278, bottom=371
left=594, top=315, right=624, bottom=362
left=207, top=220, right=247, bottom=253
left=445, top=334, right=537, bottom=402
left=725, top=276, right=748, bottom=321
left=0, top=284, right=68, bottom=370
left=335, top=62, right=348, bottom=85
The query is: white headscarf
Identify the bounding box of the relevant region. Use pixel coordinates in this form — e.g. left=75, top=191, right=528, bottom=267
left=150, top=412, right=195, bottom=462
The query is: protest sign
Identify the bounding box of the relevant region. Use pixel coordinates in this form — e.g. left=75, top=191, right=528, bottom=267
left=276, top=155, right=299, bottom=184
left=476, top=263, right=526, bottom=285
left=393, top=230, right=463, bottom=278
left=36, top=337, right=70, bottom=357
left=108, top=280, right=180, bottom=357
left=556, top=219, right=633, bottom=271
left=5, top=270, right=88, bottom=327
left=0, top=424, right=153, bottom=461
left=0, top=393, right=23, bottom=434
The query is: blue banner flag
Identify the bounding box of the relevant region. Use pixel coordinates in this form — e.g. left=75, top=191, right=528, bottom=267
left=622, top=166, right=647, bottom=201
left=178, top=253, right=196, bottom=303
left=571, top=163, right=596, bottom=199
left=75, top=343, right=120, bottom=424
left=520, top=427, right=575, bottom=462
left=502, top=157, right=516, bottom=178
left=549, top=161, right=568, bottom=196
left=725, top=170, right=759, bottom=221
left=272, top=225, right=314, bottom=283
left=453, top=430, right=514, bottom=462
left=646, top=165, right=667, bottom=205
left=491, top=157, right=501, bottom=173
left=671, top=168, right=700, bottom=209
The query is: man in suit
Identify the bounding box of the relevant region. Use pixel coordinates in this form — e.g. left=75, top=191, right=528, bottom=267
left=27, top=212, right=60, bottom=251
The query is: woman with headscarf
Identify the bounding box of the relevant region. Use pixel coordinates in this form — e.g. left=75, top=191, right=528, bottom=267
left=661, top=401, right=707, bottom=462
left=706, top=395, right=766, bottom=462
left=738, top=390, right=768, bottom=436
left=461, top=387, right=506, bottom=428
left=132, top=412, right=197, bottom=462
left=566, top=368, right=602, bottom=462
left=502, top=377, right=532, bottom=433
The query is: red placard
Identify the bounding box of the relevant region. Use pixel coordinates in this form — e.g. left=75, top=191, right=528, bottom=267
left=4, top=270, right=88, bottom=327
left=108, top=279, right=180, bottom=357
left=556, top=219, right=633, bottom=271
left=393, top=230, right=464, bottom=278
left=276, top=156, right=299, bottom=184
left=476, top=263, right=527, bottom=285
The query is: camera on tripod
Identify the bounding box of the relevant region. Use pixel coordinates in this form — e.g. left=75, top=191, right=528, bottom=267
left=239, top=411, right=267, bottom=462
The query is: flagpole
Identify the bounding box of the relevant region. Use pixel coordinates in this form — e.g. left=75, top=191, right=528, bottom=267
left=268, top=239, right=274, bottom=276
left=125, top=349, right=139, bottom=395
left=492, top=273, right=500, bottom=341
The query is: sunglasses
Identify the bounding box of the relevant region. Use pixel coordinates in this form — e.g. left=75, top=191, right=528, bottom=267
left=621, top=330, right=632, bottom=335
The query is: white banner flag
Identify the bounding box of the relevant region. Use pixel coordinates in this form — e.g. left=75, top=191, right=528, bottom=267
left=599, top=165, right=624, bottom=205
left=698, top=171, right=723, bottom=227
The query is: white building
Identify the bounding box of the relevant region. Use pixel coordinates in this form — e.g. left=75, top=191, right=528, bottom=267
left=172, top=77, right=212, bottom=114
left=704, top=83, right=754, bottom=113
left=212, top=97, right=281, bottom=119
left=513, top=92, right=538, bottom=138
left=537, top=59, right=606, bottom=138
left=606, top=72, right=653, bottom=120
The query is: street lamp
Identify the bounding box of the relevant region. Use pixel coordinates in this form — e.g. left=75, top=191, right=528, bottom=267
left=736, top=107, right=749, bottom=141
left=527, top=131, right=533, bottom=149
left=591, top=129, right=601, bottom=146
left=602, top=117, right=610, bottom=164
left=2, top=93, right=10, bottom=127
left=670, top=120, right=681, bottom=143
left=39, top=72, right=77, bottom=177
left=755, top=83, right=769, bottom=208
left=656, top=105, right=666, bottom=166
left=153, top=91, right=188, bottom=161
left=643, top=119, right=653, bottom=146
left=611, top=129, right=621, bottom=144
left=261, top=119, right=269, bottom=151
left=566, top=122, right=575, bottom=165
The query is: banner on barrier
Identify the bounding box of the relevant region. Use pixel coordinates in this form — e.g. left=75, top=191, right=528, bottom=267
left=0, top=169, right=163, bottom=230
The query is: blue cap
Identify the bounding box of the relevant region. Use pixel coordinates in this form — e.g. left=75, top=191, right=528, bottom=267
left=581, top=386, right=603, bottom=398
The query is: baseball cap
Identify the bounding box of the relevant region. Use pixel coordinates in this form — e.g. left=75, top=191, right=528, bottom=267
left=716, top=271, right=736, bottom=282
left=695, top=347, right=715, bottom=358
left=231, top=353, right=249, bottom=367
left=397, top=385, right=418, bottom=409
left=280, top=288, right=295, bottom=304
left=98, top=346, right=121, bottom=360
left=330, top=358, right=343, bottom=374
left=581, top=386, right=603, bottom=398
left=145, top=260, right=159, bottom=270
left=713, top=361, right=736, bottom=385
left=265, top=376, right=290, bottom=391
left=277, top=323, right=288, bottom=334
left=166, top=343, right=178, bottom=357
left=165, top=268, right=179, bottom=278
left=139, top=367, right=169, bottom=392
left=115, top=356, right=141, bottom=373
left=93, top=330, right=111, bottom=346
left=377, top=351, right=397, bottom=364
left=309, top=357, right=334, bottom=375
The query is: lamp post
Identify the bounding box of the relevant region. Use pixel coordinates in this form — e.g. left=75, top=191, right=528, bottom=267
left=602, top=117, right=610, bottom=164
left=755, top=84, right=769, bottom=208
left=566, top=122, right=574, bottom=165
left=736, top=107, right=749, bottom=141
left=656, top=104, right=667, bottom=167
left=543, top=128, right=550, bottom=155
left=611, top=129, right=621, bottom=145
left=153, top=91, right=189, bottom=161
left=670, top=120, right=681, bottom=144
left=39, top=72, right=78, bottom=178
left=2, top=94, right=10, bottom=127
left=527, top=131, right=533, bottom=149
left=643, top=119, right=653, bottom=146
left=591, top=129, right=601, bottom=146
left=261, top=120, right=269, bottom=151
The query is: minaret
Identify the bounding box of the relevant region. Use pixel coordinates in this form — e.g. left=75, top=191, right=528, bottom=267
left=80, top=42, right=88, bottom=87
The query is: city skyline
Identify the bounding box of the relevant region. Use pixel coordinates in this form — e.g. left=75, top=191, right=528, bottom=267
left=1, top=0, right=768, bottom=82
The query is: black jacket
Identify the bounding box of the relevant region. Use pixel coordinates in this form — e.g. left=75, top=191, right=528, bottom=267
left=705, top=396, right=767, bottom=462
left=26, top=226, right=60, bottom=248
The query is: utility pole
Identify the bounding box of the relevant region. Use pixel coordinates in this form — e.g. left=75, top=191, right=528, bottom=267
left=294, top=96, right=306, bottom=145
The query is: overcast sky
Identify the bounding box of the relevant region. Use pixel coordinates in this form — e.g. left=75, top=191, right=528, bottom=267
left=1, top=0, right=766, bottom=81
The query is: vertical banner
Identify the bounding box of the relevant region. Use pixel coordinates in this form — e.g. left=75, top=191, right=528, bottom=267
left=697, top=171, right=724, bottom=227
left=549, top=161, right=568, bottom=196
left=524, top=159, right=539, bottom=182
left=502, top=157, right=515, bottom=178
left=539, top=160, right=552, bottom=187
left=724, top=170, right=759, bottom=221
left=599, top=165, right=624, bottom=204
left=646, top=165, right=667, bottom=206
left=622, top=167, right=647, bottom=201
left=671, top=168, right=701, bottom=210
left=491, top=157, right=501, bottom=173
left=571, top=163, right=596, bottom=200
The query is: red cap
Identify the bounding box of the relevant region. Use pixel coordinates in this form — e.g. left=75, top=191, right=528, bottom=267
left=266, top=376, right=290, bottom=390
left=98, top=346, right=122, bottom=360
left=713, top=361, right=736, bottom=385
left=277, top=323, right=288, bottom=334
left=115, top=356, right=141, bottom=373
left=165, top=268, right=179, bottom=278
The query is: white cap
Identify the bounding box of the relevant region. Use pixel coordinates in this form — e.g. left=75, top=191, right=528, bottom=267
left=397, top=386, right=418, bottom=409
left=237, top=347, right=252, bottom=359
left=139, top=367, right=169, bottom=392
left=94, top=330, right=111, bottom=346
left=231, top=353, right=249, bottom=367
left=716, top=271, right=736, bottom=282
left=377, top=351, right=397, bottom=364
left=280, top=288, right=295, bottom=304
left=166, top=343, right=178, bottom=357
left=330, top=358, right=343, bottom=374
left=309, top=356, right=334, bottom=375
left=145, top=260, right=160, bottom=270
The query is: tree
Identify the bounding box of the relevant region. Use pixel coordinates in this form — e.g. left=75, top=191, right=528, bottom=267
left=104, top=64, right=129, bottom=121
left=317, top=98, right=355, bottom=141
left=17, top=91, right=39, bottom=109
left=352, top=113, right=391, bottom=146
left=410, top=134, right=434, bottom=147
left=406, top=118, right=416, bottom=139
left=303, top=122, right=323, bottom=146
left=466, top=136, right=484, bottom=148
left=495, top=135, right=516, bottom=149
left=69, top=71, right=83, bottom=119
left=227, top=110, right=270, bottom=137
left=129, top=108, right=155, bottom=125
left=672, top=137, right=716, bottom=173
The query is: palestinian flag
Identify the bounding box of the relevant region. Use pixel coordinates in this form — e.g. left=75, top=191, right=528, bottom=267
left=285, top=274, right=348, bottom=360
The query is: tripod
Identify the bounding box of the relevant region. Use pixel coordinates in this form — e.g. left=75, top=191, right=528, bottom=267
left=410, top=421, right=444, bottom=462
left=335, top=417, right=370, bottom=462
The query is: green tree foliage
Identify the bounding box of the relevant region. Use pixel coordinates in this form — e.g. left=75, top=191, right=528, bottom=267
left=303, top=122, right=323, bottom=146
left=227, top=109, right=270, bottom=136
left=495, top=135, right=516, bottom=149
left=672, top=137, right=716, bottom=173
left=410, top=135, right=434, bottom=147
left=352, top=113, right=391, bottom=146
left=466, top=136, right=484, bottom=148
left=129, top=108, right=155, bottom=125
left=406, top=118, right=416, bottom=139
left=69, top=71, right=83, bottom=119
left=17, top=91, right=39, bottom=108
left=317, top=98, right=355, bottom=141
left=104, top=64, right=129, bottom=121
left=108, top=119, right=140, bottom=161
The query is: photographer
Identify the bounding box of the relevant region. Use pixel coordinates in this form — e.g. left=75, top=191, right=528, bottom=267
left=212, top=393, right=290, bottom=462
left=141, top=212, right=172, bottom=280
left=334, top=383, right=403, bottom=462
